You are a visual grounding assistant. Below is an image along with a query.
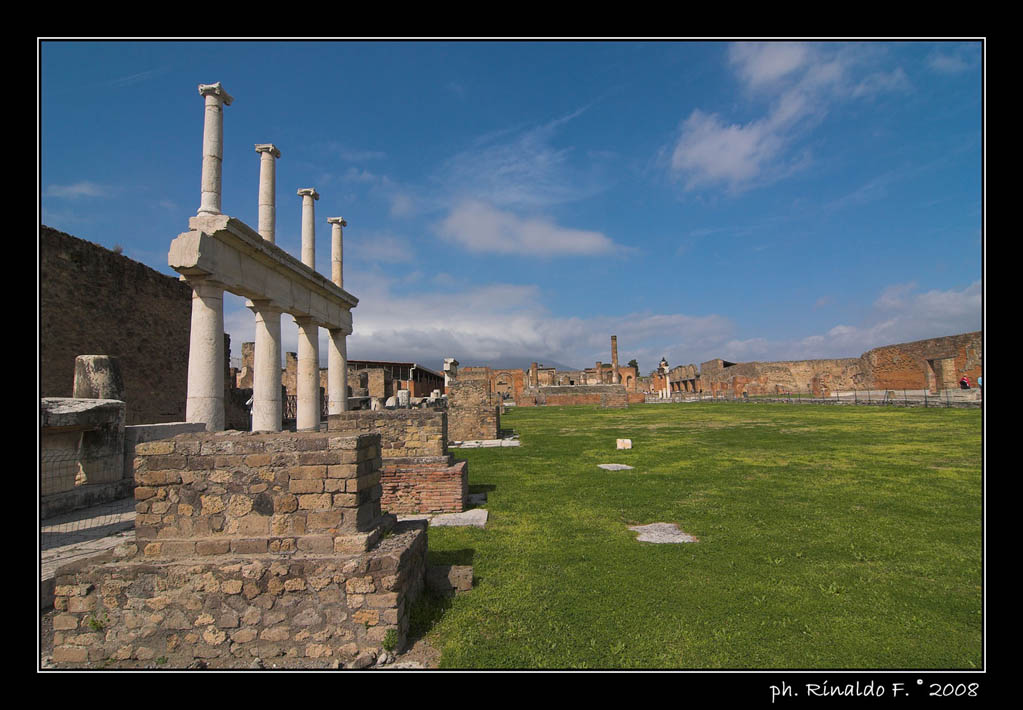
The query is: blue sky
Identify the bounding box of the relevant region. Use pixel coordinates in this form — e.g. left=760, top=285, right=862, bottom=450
left=39, top=40, right=984, bottom=374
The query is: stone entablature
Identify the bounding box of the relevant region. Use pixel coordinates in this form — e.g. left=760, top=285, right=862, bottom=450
left=170, top=214, right=357, bottom=331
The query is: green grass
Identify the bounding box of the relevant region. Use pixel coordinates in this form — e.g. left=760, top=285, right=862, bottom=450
left=413, top=402, right=982, bottom=669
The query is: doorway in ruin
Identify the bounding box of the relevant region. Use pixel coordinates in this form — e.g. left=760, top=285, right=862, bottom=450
left=926, top=356, right=958, bottom=394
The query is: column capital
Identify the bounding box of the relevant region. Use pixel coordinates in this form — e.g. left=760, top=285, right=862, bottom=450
left=327, top=217, right=347, bottom=227
left=198, top=82, right=233, bottom=105
left=255, top=143, right=281, bottom=158
left=245, top=298, right=284, bottom=315
left=297, top=188, right=319, bottom=200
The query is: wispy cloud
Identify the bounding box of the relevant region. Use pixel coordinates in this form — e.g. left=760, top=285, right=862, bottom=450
left=44, top=181, right=113, bottom=199
left=435, top=200, right=623, bottom=257
left=103, top=70, right=159, bottom=89
left=668, top=42, right=911, bottom=194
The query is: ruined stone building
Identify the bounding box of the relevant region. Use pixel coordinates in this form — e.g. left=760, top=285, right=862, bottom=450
left=655, top=331, right=983, bottom=398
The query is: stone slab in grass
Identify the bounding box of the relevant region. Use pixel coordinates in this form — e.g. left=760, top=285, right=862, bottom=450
left=598, top=463, right=634, bottom=471
left=628, top=522, right=699, bottom=543
left=430, top=508, right=488, bottom=528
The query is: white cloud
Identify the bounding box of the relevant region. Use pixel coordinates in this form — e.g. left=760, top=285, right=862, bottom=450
left=436, top=200, right=621, bottom=257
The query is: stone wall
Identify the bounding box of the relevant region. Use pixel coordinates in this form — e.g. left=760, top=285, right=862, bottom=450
left=50, top=430, right=428, bottom=668
left=516, top=384, right=629, bottom=409
left=327, top=410, right=446, bottom=459
left=447, top=379, right=500, bottom=441
left=40, top=226, right=192, bottom=425
left=859, top=331, right=983, bottom=391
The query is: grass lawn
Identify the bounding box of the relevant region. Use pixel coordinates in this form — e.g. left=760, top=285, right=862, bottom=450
left=412, top=402, right=983, bottom=669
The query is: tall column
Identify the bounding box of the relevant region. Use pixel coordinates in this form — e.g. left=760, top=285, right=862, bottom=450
left=197, top=82, right=233, bottom=216
left=595, top=362, right=603, bottom=385
left=295, top=316, right=320, bottom=431
left=611, top=336, right=621, bottom=384
left=328, top=217, right=346, bottom=289
left=328, top=329, right=349, bottom=415
left=186, top=279, right=226, bottom=430
left=298, top=188, right=319, bottom=268
left=249, top=300, right=283, bottom=431
left=327, top=215, right=349, bottom=416
left=255, top=144, right=281, bottom=243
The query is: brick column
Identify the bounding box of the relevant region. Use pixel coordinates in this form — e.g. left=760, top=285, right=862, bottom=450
left=197, top=82, right=233, bottom=216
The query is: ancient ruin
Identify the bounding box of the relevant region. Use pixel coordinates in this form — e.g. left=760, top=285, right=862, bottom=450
left=46, top=82, right=429, bottom=668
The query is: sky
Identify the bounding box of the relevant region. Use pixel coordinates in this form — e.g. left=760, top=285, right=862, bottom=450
left=39, top=39, right=984, bottom=376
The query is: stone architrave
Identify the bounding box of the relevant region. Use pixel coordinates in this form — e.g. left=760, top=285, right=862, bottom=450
left=197, top=83, right=233, bottom=216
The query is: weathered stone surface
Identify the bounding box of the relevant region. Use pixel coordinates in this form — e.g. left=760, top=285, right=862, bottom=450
left=628, top=523, right=698, bottom=544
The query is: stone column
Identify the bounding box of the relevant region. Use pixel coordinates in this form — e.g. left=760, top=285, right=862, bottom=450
left=611, top=336, right=621, bottom=384
left=328, top=217, right=346, bottom=289
left=595, top=362, right=603, bottom=385
left=186, top=279, right=226, bottom=430
left=295, top=316, right=320, bottom=431
left=328, top=328, right=349, bottom=415
left=249, top=300, right=283, bottom=431
left=298, top=188, right=319, bottom=269
left=255, top=144, right=281, bottom=243
left=531, top=362, right=539, bottom=388
left=197, top=82, right=233, bottom=216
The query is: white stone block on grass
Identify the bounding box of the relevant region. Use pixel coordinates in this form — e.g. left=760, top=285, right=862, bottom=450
left=598, top=463, right=634, bottom=471
left=616, top=438, right=632, bottom=449
left=628, top=523, right=698, bottom=544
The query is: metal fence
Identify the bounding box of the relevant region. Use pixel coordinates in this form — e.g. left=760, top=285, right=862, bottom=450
left=40, top=447, right=135, bottom=551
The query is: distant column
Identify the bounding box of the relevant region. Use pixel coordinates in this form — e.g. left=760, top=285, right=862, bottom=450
left=255, top=144, right=281, bottom=243
left=611, top=336, right=621, bottom=384
left=249, top=300, right=283, bottom=431
left=186, top=279, right=226, bottom=430
left=297, top=188, right=319, bottom=268
left=328, top=217, right=346, bottom=289
left=295, top=316, right=320, bottom=431
left=197, top=82, right=233, bottom=216
left=595, top=361, right=603, bottom=385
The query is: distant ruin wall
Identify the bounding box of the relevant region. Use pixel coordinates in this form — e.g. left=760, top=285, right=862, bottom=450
left=40, top=226, right=191, bottom=425
left=697, top=331, right=982, bottom=396
left=327, top=410, right=447, bottom=459
left=516, top=384, right=629, bottom=409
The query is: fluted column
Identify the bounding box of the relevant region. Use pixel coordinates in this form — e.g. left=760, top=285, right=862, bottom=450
left=197, top=82, right=233, bottom=216
left=297, top=188, right=319, bottom=268
left=186, top=279, right=226, bottom=430
left=295, top=316, right=320, bottom=431
left=255, top=144, right=281, bottom=243
left=249, top=300, right=283, bottom=431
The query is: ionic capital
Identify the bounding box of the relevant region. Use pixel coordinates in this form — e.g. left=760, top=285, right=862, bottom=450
left=255, top=143, right=281, bottom=158
left=327, top=217, right=347, bottom=227
left=198, top=82, right=233, bottom=105
left=297, top=188, right=319, bottom=200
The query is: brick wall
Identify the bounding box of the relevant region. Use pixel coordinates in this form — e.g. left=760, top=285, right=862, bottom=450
left=50, top=430, right=428, bottom=668
left=40, top=226, right=191, bottom=425
left=328, top=410, right=467, bottom=514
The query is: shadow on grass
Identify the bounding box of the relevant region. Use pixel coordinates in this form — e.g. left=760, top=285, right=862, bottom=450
left=428, top=547, right=475, bottom=567
left=406, top=588, right=454, bottom=651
